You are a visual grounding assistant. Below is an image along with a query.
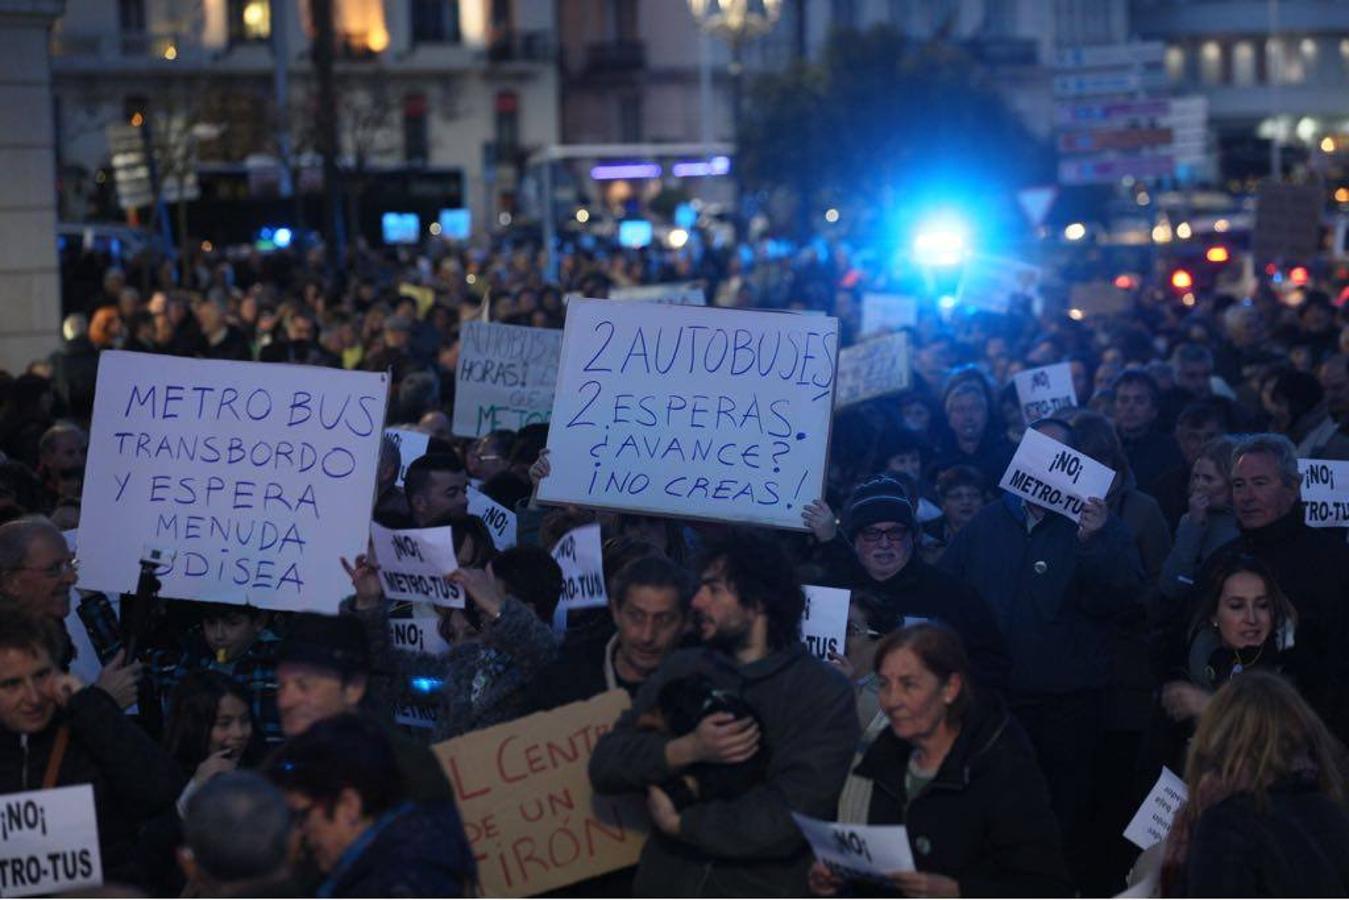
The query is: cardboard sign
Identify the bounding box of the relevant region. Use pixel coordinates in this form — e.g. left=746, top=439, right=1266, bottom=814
left=453, top=322, right=563, bottom=438
left=834, top=333, right=911, bottom=408
left=998, top=427, right=1116, bottom=523
left=1253, top=182, right=1322, bottom=263
left=957, top=255, right=1041, bottom=314
left=609, top=283, right=708, bottom=306
left=432, top=690, right=648, bottom=897
left=0, top=785, right=102, bottom=897
left=791, top=813, right=914, bottom=882
left=1069, top=281, right=1131, bottom=317
left=802, top=586, right=850, bottom=662
left=859, top=293, right=918, bottom=336
left=468, top=485, right=518, bottom=550
left=1123, top=767, right=1188, bottom=850
left=78, top=351, right=387, bottom=612
left=1299, top=459, right=1349, bottom=527
left=385, top=427, right=430, bottom=487
left=538, top=299, right=837, bottom=531
left=1013, top=363, right=1077, bottom=424
left=370, top=524, right=465, bottom=608
left=551, top=524, right=607, bottom=634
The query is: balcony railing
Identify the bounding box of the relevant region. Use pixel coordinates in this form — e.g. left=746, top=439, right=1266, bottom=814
left=584, top=39, right=645, bottom=72
left=51, top=30, right=208, bottom=63
left=485, top=29, right=556, bottom=64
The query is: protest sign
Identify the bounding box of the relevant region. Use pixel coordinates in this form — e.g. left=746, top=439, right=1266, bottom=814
left=998, top=426, right=1116, bottom=523
left=384, top=427, right=429, bottom=487
left=802, top=585, right=850, bottom=662
left=537, top=299, right=838, bottom=531
left=468, top=484, right=518, bottom=549
left=957, top=255, right=1041, bottom=314
left=1299, top=459, right=1349, bottom=528
left=550, top=524, right=607, bottom=634
left=1123, top=767, right=1188, bottom=851
left=433, top=690, right=648, bottom=897
left=387, top=602, right=449, bottom=730
left=791, top=813, right=914, bottom=883
left=1069, top=281, right=1131, bottom=317
left=860, top=293, right=918, bottom=337
left=453, top=322, right=562, bottom=438
left=1253, top=181, right=1322, bottom=263
left=608, top=283, right=708, bottom=306
left=78, top=351, right=387, bottom=613
left=1013, top=363, right=1077, bottom=424
left=0, top=785, right=102, bottom=898
left=834, top=333, right=911, bottom=408
left=370, top=523, right=465, bottom=608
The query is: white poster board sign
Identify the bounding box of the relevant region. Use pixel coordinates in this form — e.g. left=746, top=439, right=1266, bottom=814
left=538, top=300, right=838, bottom=531
left=385, top=427, right=429, bottom=487
left=551, top=524, right=607, bottom=624
left=802, top=585, right=850, bottom=661
left=1123, top=767, right=1188, bottom=850
left=998, top=427, right=1116, bottom=523
left=860, top=293, right=918, bottom=336
left=1013, top=363, right=1077, bottom=424
left=957, top=255, right=1041, bottom=314
left=453, top=322, right=562, bottom=438
left=0, top=785, right=102, bottom=897
left=609, top=283, right=708, bottom=306
left=467, top=485, right=518, bottom=550
left=369, top=524, right=465, bottom=608
left=791, top=813, right=915, bottom=882
left=78, top=351, right=387, bottom=613
left=834, top=333, right=911, bottom=408
left=1299, top=459, right=1349, bottom=528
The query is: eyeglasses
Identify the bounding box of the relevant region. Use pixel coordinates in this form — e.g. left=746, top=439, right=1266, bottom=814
left=9, top=557, right=78, bottom=578
left=857, top=526, right=908, bottom=545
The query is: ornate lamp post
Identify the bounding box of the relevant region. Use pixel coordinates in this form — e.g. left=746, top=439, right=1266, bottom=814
left=687, top=0, right=782, bottom=239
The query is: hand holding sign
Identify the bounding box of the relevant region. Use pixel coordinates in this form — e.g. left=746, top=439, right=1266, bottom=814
left=341, top=553, right=384, bottom=610
left=449, top=565, right=505, bottom=621
left=1077, top=497, right=1108, bottom=542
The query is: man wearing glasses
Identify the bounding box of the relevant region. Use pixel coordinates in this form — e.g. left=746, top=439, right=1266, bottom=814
left=804, top=474, right=1010, bottom=695
left=0, top=517, right=140, bottom=709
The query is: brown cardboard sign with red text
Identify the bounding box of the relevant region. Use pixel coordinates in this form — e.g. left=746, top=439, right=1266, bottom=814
left=432, top=690, right=647, bottom=896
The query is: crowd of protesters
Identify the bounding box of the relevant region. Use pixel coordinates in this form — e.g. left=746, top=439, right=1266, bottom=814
left=2, top=226, right=1349, bottom=898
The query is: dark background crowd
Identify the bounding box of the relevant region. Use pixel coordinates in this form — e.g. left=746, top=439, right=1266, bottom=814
left=2, top=227, right=1349, bottom=899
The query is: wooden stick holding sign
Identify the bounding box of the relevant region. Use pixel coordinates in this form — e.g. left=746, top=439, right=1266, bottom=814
left=0, top=785, right=103, bottom=898
left=1012, top=363, right=1077, bottom=425
left=369, top=523, right=465, bottom=607
left=998, top=427, right=1116, bottom=523
left=791, top=812, right=915, bottom=883
left=1298, top=459, right=1349, bottom=528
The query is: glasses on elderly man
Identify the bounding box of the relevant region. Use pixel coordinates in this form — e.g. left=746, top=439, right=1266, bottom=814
left=857, top=526, right=909, bottom=545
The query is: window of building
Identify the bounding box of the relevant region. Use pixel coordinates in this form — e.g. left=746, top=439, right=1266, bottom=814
left=1268, top=38, right=1305, bottom=84
left=612, top=0, right=638, bottom=40
left=1232, top=40, right=1256, bottom=85
left=123, top=94, right=149, bottom=125
left=1200, top=40, right=1223, bottom=85
left=490, top=0, right=513, bottom=31
left=495, top=91, right=519, bottom=157
left=1341, top=38, right=1349, bottom=76
left=832, top=0, right=857, bottom=30
left=404, top=93, right=429, bottom=164
left=118, top=0, right=146, bottom=33
left=228, top=0, right=271, bottom=43
left=411, top=0, right=461, bottom=44
left=1165, top=44, right=1186, bottom=83
left=618, top=94, right=642, bottom=143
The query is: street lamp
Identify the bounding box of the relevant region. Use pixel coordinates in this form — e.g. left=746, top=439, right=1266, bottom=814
left=687, top=0, right=782, bottom=240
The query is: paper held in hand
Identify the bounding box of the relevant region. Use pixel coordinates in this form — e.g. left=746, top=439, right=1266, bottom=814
left=998, top=426, right=1116, bottom=523
left=791, top=813, right=915, bottom=883
left=1123, top=767, right=1188, bottom=850
left=369, top=523, right=465, bottom=608
left=0, top=785, right=103, bottom=898
left=1298, top=458, right=1349, bottom=528
left=1012, top=363, right=1077, bottom=425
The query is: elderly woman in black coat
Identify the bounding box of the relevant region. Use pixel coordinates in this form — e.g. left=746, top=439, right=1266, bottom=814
left=808, top=625, right=1071, bottom=898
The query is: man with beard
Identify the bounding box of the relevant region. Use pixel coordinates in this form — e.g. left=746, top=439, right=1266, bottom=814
left=589, top=529, right=858, bottom=896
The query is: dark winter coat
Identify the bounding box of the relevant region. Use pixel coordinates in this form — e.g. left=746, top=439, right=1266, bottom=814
left=1121, top=428, right=1184, bottom=497
left=836, top=699, right=1072, bottom=897
left=0, top=687, right=185, bottom=887
left=817, top=541, right=1009, bottom=695
left=938, top=494, right=1144, bottom=697
left=589, top=644, right=859, bottom=897
left=321, top=802, right=476, bottom=898
left=1181, top=780, right=1349, bottom=897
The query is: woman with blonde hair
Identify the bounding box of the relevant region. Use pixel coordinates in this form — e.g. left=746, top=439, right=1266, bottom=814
left=1160, top=671, right=1349, bottom=896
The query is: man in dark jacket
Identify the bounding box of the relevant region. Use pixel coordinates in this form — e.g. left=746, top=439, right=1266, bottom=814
left=1113, top=370, right=1184, bottom=497
left=0, top=607, right=184, bottom=887
left=809, top=474, right=1010, bottom=694
left=589, top=529, right=859, bottom=897
left=266, top=714, right=474, bottom=898
left=929, top=380, right=1015, bottom=487
left=532, top=555, right=695, bottom=711
left=938, top=418, right=1143, bottom=887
